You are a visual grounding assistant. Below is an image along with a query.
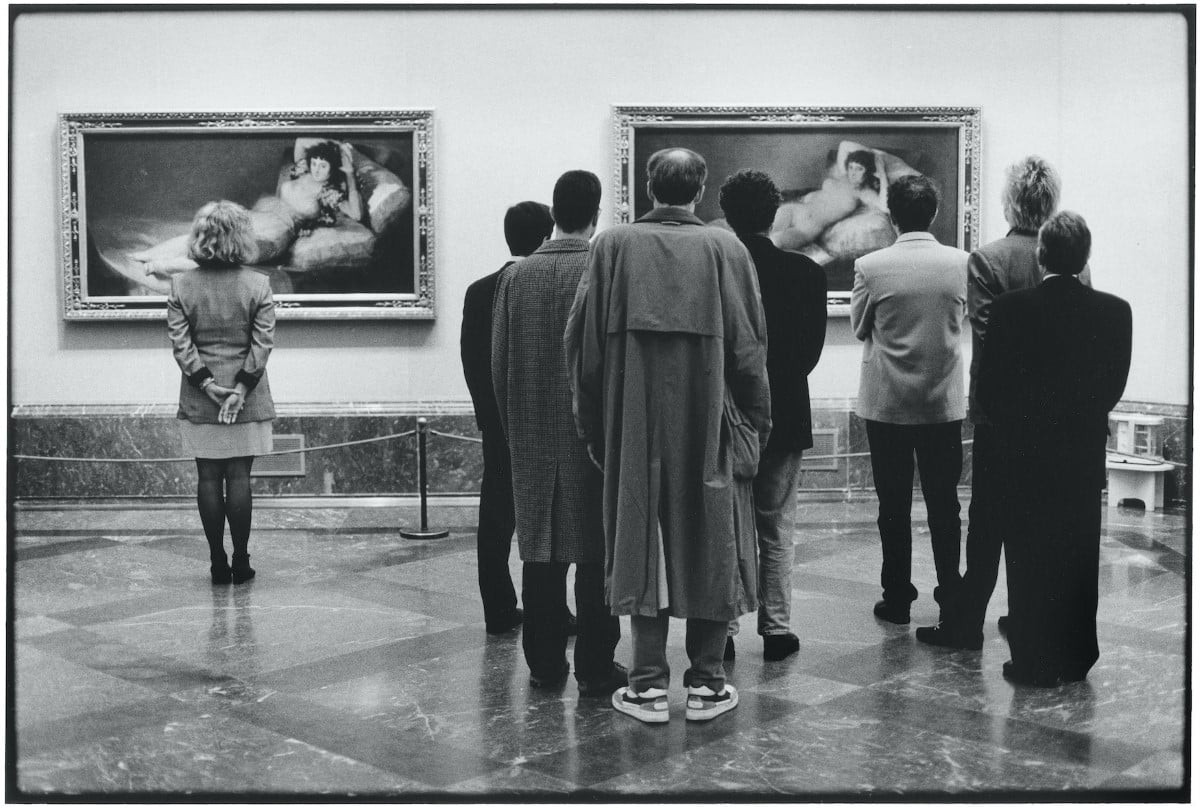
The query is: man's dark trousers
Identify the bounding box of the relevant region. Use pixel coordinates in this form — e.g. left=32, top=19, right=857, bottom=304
left=865, top=419, right=964, bottom=610
left=955, top=423, right=1001, bottom=633
left=477, top=429, right=518, bottom=623
left=522, top=561, right=618, bottom=683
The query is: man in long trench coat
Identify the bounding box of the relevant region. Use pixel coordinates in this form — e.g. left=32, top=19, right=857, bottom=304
left=493, top=171, right=624, bottom=696
left=566, top=148, right=771, bottom=723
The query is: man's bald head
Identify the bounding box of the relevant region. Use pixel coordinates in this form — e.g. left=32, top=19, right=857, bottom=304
left=646, top=148, right=707, bottom=206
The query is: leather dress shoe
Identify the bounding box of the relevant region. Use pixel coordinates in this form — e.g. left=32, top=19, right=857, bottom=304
left=873, top=599, right=911, bottom=625
left=578, top=662, right=628, bottom=697
left=762, top=632, right=800, bottom=661
left=485, top=608, right=524, bottom=635
left=529, top=662, right=570, bottom=689
left=915, top=622, right=982, bottom=651
left=1001, top=660, right=1061, bottom=687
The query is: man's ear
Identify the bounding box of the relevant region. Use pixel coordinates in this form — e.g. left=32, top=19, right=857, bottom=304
left=591, top=209, right=600, bottom=228
left=693, top=184, right=706, bottom=205
left=646, top=180, right=656, bottom=206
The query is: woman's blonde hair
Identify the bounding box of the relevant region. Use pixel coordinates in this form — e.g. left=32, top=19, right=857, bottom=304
left=1001, top=156, right=1061, bottom=231
left=187, top=200, right=254, bottom=265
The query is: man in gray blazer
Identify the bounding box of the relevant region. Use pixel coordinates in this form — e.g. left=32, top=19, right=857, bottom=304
left=917, top=156, right=1090, bottom=650
left=851, top=175, right=968, bottom=626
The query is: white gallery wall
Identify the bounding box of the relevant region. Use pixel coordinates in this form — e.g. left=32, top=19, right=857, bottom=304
left=10, top=8, right=1191, bottom=410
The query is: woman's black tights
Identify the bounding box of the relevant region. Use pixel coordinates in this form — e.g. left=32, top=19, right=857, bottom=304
left=196, top=457, right=255, bottom=571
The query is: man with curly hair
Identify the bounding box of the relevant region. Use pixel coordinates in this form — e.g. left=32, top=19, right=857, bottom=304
left=718, top=170, right=827, bottom=662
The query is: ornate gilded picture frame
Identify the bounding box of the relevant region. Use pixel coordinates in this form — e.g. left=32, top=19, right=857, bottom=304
left=59, top=110, right=435, bottom=320
left=613, top=106, right=981, bottom=314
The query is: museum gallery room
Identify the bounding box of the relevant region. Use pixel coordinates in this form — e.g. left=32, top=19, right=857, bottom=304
left=7, top=5, right=1191, bottom=800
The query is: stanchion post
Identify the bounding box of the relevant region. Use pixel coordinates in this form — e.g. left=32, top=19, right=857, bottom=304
left=400, top=417, right=449, bottom=540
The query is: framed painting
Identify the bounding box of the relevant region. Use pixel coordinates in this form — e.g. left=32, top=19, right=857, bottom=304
left=612, top=106, right=981, bottom=314
left=59, top=110, right=435, bottom=320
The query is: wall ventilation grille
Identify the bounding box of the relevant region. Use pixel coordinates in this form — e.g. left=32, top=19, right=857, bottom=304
left=802, top=429, right=839, bottom=471
left=251, top=434, right=306, bottom=477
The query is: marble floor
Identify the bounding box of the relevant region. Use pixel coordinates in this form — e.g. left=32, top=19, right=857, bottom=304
left=11, top=498, right=1188, bottom=799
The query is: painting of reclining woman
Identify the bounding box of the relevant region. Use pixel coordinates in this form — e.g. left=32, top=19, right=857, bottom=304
left=61, top=112, right=434, bottom=319
left=617, top=108, right=979, bottom=309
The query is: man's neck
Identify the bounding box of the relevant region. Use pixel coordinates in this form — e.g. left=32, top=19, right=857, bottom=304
left=653, top=201, right=696, bottom=214
left=552, top=226, right=592, bottom=241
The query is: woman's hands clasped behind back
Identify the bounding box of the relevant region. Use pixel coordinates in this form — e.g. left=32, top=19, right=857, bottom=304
left=204, top=382, right=248, bottom=424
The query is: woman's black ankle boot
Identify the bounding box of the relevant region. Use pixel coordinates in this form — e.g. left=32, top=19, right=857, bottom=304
left=231, top=553, right=255, bottom=584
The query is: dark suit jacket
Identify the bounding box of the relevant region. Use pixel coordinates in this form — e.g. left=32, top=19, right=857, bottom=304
left=740, top=234, right=827, bottom=451
left=461, top=261, right=516, bottom=434
left=976, top=275, right=1131, bottom=491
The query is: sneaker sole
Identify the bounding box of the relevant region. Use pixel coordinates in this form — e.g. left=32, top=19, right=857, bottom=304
left=686, top=689, right=739, bottom=721
left=611, top=689, right=669, bottom=723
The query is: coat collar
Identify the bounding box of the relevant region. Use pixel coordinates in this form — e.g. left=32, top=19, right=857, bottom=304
left=531, top=237, right=590, bottom=254
left=636, top=206, right=705, bottom=226
left=894, top=231, right=937, bottom=244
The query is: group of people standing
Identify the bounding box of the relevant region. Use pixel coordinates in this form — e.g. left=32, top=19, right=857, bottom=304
left=163, top=144, right=1132, bottom=724
left=460, top=147, right=1132, bottom=725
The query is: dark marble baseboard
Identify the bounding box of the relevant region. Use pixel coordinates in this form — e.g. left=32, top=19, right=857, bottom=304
left=11, top=402, right=1189, bottom=506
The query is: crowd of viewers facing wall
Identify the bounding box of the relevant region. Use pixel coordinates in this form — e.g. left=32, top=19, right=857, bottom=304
left=167, top=144, right=1132, bottom=723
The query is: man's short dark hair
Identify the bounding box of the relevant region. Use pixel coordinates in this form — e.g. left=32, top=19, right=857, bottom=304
left=551, top=170, right=602, bottom=233
left=647, top=148, right=707, bottom=205
left=1037, top=210, right=1091, bottom=276
left=718, top=170, right=782, bottom=236
left=887, top=175, right=940, bottom=232
left=503, top=201, right=553, bottom=257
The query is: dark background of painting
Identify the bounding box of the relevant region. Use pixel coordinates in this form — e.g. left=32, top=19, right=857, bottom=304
left=82, top=129, right=416, bottom=294
left=630, top=125, right=963, bottom=250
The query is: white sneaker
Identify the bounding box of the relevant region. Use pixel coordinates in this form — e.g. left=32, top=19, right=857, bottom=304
left=611, top=686, right=669, bottom=723
left=686, top=683, right=738, bottom=721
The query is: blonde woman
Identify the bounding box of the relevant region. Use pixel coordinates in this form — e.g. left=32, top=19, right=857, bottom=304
left=167, top=200, right=276, bottom=584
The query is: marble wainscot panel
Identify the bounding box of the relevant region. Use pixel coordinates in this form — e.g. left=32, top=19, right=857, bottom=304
left=11, top=400, right=1188, bottom=509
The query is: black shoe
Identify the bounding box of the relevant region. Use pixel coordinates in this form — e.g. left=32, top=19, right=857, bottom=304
left=723, top=637, right=736, bottom=661
left=210, top=565, right=232, bottom=585
left=230, top=557, right=255, bottom=584
left=915, top=622, right=982, bottom=651
left=1002, top=660, right=1060, bottom=688
left=565, top=611, right=578, bottom=637
left=578, top=662, right=628, bottom=697
left=997, top=615, right=1010, bottom=635
left=485, top=608, right=524, bottom=635
left=762, top=632, right=800, bottom=661
left=529, top=663, right=570, bottom=689
left=873, top=599, right=911, bottom=625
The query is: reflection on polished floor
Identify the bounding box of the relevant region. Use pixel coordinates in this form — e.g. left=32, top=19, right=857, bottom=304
left=12, top=499, right=1187, bottom=798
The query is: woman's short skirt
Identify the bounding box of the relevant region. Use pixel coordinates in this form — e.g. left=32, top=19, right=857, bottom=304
left=181, top=419, right=274, bottom=460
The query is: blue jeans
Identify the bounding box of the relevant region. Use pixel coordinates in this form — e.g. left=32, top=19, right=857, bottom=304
left=753, top=445, right=804, bottom=635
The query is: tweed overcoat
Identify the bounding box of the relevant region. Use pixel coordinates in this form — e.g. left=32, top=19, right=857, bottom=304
left=491, top=238, right=604, bottom=564
left=565, top=207, right=771, bottom=621
left=167, top=266, right=275, bottom=425
left=850, top=232, right=968, bottom=425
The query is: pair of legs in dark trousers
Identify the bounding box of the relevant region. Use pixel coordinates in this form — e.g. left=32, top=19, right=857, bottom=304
left=865, top=420, right=963, bottom=611
left=522, top=561, right=619, bottom=684
left=195, top=457, right=255, bottom=580
left=477, top=430, right=519, bottom=626
left=954, top=423, right=1002, bottom=635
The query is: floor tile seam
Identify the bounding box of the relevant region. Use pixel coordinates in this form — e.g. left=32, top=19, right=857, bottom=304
left=519, top=692, right=807, bottom=787
left=225, top=695, right=508, bottom=788
left=827, top=686, right=1167, bottom=773
left=15, top=695, right=199, bottom=758
left=19, top=632, right=250, bottom=697
left=249, top=624, right=486, bottom=692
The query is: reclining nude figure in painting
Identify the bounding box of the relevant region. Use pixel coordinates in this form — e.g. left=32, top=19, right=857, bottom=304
left=129, top=139, right=363, bottom=279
